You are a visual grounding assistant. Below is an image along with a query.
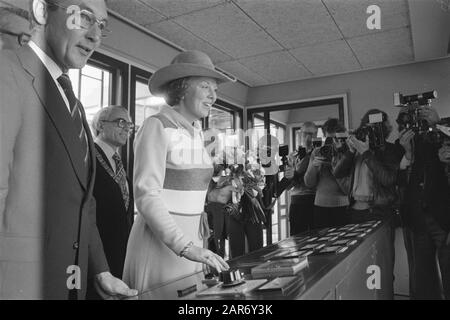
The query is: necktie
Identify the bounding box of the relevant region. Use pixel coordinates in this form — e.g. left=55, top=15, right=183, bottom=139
left=112, top=153, right=130, bottom=210
left=57, top=74, right=89, bottom=167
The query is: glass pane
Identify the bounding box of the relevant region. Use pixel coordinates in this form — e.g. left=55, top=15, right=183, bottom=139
left=80, top=75, right=103, bottom=124
left=272, top=223, right=279, bottom=243
left=318, top=127, right=325, bottom=140
left=278, top=127, right=285, bottom=144
left=280, top=217, right=287, bottom=240
left=82, top=64, right=103, bottom=80
left=69, top=64, right=112, bottom=133
left=68, top=69, right=80, bottom=97
left=102, top=72, right=110, bottom=107
left=209, top=107, right=233, bottom=130
left=134, top=80, right=165, bottom=130
left=280, top=192, right=286, bottom=206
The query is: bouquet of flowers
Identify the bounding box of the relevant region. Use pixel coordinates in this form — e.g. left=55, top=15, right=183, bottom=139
left=208, top=155, right=267, bottom=225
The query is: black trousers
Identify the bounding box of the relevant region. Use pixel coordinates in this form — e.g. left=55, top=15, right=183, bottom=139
left=403, top=216, right=450, bottom=300
left=313, top=206, right=349, bottom=229
left=228, top=216, right=263, bottom=259
left=205, top=202, right=228, bottom=258
left=289, top=194, right=315, bottom=236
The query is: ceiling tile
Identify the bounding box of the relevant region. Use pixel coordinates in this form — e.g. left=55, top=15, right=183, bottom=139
left=147, top=20, right=233, bottom=63
left=323, top=0, right=410, bottom=38
left=348, top=27, right=414, bottom=68
left=239, top=51, right=312, bottom=82
left=139, top=0, right=225, bottom=18
left=108, top=0, right=166, bottom=26
left=235, top=0, right=342, bottom=49
left=173, top=2, right=282, bottom=58
left=216, top=60, right=268, bottom=86
left=290, top=40, right=361, bottom=75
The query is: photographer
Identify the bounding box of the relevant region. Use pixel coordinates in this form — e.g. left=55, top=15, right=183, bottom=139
left=333, top=109, right=400, bottom=224
left=288, top=122, right=318, bottom=235
left=304, top=119, right=350, bottom=229
left=396, top=105, right=450, bottom=300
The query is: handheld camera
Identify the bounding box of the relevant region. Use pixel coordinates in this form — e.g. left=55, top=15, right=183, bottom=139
left=353, top=113, right=385, bottom=150
left=394, top=90, right=438, bottom=134
left=278, top=145, right=289, bottom=172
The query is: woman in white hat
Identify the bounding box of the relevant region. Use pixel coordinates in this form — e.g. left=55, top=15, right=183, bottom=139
left=123, top=51, right=230, bottom=293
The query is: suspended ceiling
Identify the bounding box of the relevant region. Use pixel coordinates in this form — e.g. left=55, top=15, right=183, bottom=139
left=107, top=0, right=449, bottom=87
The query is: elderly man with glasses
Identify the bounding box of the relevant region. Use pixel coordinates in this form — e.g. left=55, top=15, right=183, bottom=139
left=0, top=0, right=137, bottom=299
left=86, top=106, right=135, bottom=299
left=0, top=6, right=32, bottom=50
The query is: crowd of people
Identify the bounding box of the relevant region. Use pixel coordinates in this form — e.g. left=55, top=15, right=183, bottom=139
left=282, top=108, right=450, bottom=299
left=0, top=0, right=449, bottom=300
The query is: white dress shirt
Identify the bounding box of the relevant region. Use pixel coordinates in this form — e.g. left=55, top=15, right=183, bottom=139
left=95, top=137, right=119, bottom=173
left=28, top=41, right=71, bottom=113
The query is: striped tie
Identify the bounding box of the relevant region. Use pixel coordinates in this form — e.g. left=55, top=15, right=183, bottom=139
left=112, top=153, right=130, bottom=210
left=57, top=74, right=89, bottom=167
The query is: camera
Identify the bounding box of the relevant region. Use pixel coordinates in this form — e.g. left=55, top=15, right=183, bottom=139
left=296, top=146, right=307, bottom=161
left=318, top=137, right=334, bottom=162
left=278, top=145, right=289, bottom=172
left=353, top=113, right=385, bottom=150
left=312, top=139, right=323, bottom=149
left=335, top=132, right=349, bottom=153
left=394, top=90, right=438, bottom=134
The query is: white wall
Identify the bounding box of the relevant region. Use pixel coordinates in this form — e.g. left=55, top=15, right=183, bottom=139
left=248, top=57, right=450, bottom=141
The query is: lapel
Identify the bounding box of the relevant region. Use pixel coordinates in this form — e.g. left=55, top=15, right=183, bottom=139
left=81, top=107, right=96, bottom=194
left=16, top=46, right=89, bottom=190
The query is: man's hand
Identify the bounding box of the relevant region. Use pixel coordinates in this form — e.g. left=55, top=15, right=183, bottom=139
left=310, top=148, right=327, bottom=168
left=94, top=272, right=138, bottom=300
left=438, top=145, right=450, bottom=164
left=284, top=158, right=295, bottom=179
left=348, top=136, right=369, bottom=155
left=419, top=106, right=440, bottom=126
left=399, top=129, right=415, bottom=160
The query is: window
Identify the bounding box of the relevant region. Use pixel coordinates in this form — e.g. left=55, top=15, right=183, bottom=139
left=208, top=106, right=234, bottom=131
left=134, top=79, right=165, bottom=130
left=69, top=64, right=112, bottom=129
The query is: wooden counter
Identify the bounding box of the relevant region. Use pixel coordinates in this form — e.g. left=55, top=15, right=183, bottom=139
left=137, top=220, right=394, bottom=300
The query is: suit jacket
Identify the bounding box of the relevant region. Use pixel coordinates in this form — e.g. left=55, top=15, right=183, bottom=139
left=92, top=144, right=134, bottom=278
left=0, top=46, right=109, bottom=299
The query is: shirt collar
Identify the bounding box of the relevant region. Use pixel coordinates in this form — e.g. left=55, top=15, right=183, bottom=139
left=28, top=41, right=64, bottom=81
left=160, top=105, right=202, bottom=135
left=95, top=137, right=119, bottom=162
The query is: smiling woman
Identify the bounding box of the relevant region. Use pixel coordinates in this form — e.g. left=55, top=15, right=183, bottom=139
left=123, top=51, right=232, bottom=293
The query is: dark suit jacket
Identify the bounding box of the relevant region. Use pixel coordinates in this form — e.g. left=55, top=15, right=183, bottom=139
left=92, top=143, right=133, bottom=278
left=0, top=46, right=109, bottom=299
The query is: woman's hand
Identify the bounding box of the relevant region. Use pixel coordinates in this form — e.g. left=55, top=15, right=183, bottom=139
left=183, top=246, right=229, bottom=273
left=310, top=148, right=324, bottom=168
left=348, top=135, right=369, bottom=155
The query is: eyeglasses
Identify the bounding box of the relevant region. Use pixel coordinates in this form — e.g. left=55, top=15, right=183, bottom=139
left=0, top=29, right=31, bottom=46
left=102, top=119, right=135, bottom=131
left=49, top=2, right=111, bottom=38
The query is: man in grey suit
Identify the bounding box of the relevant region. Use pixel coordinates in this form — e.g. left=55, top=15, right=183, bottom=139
left=0, top=0, right=137, bottom=299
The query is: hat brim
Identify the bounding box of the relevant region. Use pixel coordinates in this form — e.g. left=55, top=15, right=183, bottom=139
left=149, top=63, right=230, bottom=96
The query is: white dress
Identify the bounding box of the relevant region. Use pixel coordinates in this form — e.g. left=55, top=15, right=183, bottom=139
left=123, top=105, right=213, bottom=294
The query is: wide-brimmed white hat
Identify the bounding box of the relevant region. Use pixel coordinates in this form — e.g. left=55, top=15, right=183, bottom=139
left=149, top=50, right=232, bottom=96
